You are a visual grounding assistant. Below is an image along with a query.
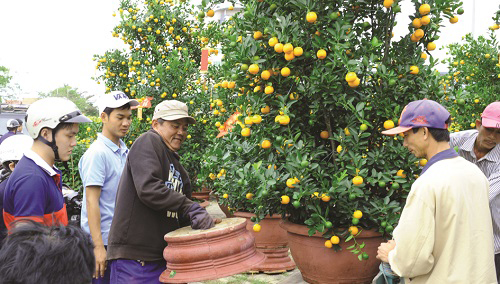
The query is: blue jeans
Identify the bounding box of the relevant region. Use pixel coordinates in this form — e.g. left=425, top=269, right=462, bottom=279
left=109, top=259, right=166, bottom=284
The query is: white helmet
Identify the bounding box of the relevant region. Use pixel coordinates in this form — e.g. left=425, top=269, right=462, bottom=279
left=6, top=119, right=20, bottom=129
left=26, top=97, right=92, bottom=139
left=0, top=135, right=33, bottom=165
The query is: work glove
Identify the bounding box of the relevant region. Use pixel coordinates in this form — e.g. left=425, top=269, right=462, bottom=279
left=184, top=203, right=215, bottom=230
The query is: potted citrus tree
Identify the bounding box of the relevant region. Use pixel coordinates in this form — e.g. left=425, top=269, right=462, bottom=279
left=200, top=0, right=464, bottom=282
left=92, top=0, right=225, bottom=205
left=439, top=9, right=500, bottom=131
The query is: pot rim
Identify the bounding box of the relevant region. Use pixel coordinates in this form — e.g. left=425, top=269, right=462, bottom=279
left=164, top=217, right=248, bottom=242
left=232, top=211, right=282, bottom=219
left=280, top=219, right=383, bottom=238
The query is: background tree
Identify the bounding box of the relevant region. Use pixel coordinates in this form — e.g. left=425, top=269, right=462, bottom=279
left=0, top=66, right=14, bottom=103
left=39, top=85, right=98, bottom=116
left=0, top=66, right=12, bottom=88
left=92, top=0, right=224, bottom=191
left=442, top=8, right=500, bottom=131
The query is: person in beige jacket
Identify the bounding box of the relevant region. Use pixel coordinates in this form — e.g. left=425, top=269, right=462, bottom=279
left=377, top=99, right=497, bottom=283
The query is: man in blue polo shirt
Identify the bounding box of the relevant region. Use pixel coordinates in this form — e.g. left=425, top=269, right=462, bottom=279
left=3, top=98, right=91, bottom=230
left=79, top=91, right=138, bottom=283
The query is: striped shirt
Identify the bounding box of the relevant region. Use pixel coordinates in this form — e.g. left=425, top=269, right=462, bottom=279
left=450, top=130, right=500, bottom=254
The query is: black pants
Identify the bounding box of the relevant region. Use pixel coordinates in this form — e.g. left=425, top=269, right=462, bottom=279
left=496, top=253, right=500, bottom=283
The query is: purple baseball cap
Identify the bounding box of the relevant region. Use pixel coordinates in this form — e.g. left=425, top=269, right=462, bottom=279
left=481, top=101, right=500, bottom=128
left=382, top=99, right=450, bottom=135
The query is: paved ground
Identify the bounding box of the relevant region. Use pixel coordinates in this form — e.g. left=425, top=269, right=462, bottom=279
left=186, top=197, right=308, bottom=284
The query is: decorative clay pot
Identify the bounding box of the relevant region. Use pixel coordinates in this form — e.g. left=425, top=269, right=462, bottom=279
left=280, top=219, right=383, bottom=284
left=159, top=217, right=266, bottom=283
left=191, top=187, right=211, bottom=201
left=233, top=211, right=295, bottom=273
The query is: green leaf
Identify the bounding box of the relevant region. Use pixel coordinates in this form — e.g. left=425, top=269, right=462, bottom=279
left=252, top=161, right=263, bottom=171
left=304, top=219, right=315, bottom=226
left=345, top=235, right=353, bottom=242
left=356, top=102, right=365, bottom=113
left=308, top=228, right=316, bottom=236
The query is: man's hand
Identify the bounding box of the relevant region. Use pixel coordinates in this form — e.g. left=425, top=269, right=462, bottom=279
left=376, top=240, right=396, bottom=263
left=93, top=245, right=107, bottom=279
left=185, top=203, right=215, bottom=229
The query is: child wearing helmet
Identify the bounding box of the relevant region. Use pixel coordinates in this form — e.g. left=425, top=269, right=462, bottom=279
left=0, top=135, right=33, bottom=247
left=2, top=97, right=91, bottom=231
left=0, top=119, right=21, bottom=145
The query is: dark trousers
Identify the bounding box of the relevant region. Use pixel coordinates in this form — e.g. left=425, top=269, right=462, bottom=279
left=109, top=258, right=166, bottom=284
left=496, top=253, right=500, bottom=283
left=92, top=266, right=111, bottom=284
left=92, top=245, right=110, bottom=284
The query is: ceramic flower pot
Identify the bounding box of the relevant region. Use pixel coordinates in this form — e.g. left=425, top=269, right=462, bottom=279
left=159, top=217, right=266, bottom=283
left=280, top=219, right=383, bottom=284
left=233, top=211, right=296, bottom=273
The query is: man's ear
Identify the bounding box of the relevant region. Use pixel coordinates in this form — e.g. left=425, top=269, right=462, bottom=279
left=8, top=162, right=15, bottom=172
left=39, top=128, right=52, bottom=142
left=422, top=127, right=429, bottom=138
left=475, top=119, right=481, bottom=130
left=100, top=112, right=108, bottom=123
left=151, top=119, right=158, bottom=131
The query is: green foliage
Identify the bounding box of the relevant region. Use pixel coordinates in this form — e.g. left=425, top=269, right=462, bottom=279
left=0, top=66, right=11, bottom=89
left=0, top=66, right=13, bottom=103
left=440, top=28, right=500, bottom=131
left=199, top=0, right=463, bottom=259
left=39, top=85, right=98, bottom=117
left=92, top=0, right=224, bottom=191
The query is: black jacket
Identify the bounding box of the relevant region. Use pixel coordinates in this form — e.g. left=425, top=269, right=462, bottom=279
left=107, top=130, right=194, bottom=261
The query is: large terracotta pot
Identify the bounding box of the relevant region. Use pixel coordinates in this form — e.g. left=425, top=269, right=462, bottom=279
left=191, top=187, right=211, bottom=201
left=280, top=219, right=383, bottom=284
left=159, top=217, right=265, bottom=283
left=233, top=211, right=296, bottom=273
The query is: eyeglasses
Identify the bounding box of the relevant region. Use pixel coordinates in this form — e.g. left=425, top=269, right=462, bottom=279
left=59, top=111, right=83, bottom=122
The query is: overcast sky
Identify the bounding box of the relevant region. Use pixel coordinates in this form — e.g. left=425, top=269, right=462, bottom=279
left=0, top=0, right=498, bottom=100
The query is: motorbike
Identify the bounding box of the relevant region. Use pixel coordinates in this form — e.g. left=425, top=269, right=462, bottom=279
left=62, top=184, right=82, bottom=227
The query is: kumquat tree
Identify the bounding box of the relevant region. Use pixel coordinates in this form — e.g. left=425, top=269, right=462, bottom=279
left=89, top=0, right=225, bottom=191
left=441, top=8, right=500, bottom=132
left=199, top=0, right=464, bottom=260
